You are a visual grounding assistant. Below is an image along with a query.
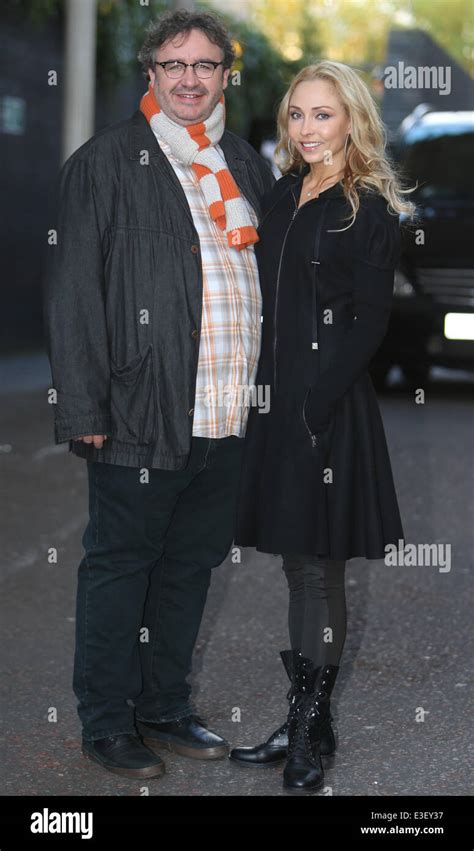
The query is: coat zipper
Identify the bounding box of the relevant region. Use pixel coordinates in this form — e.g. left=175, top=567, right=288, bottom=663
left=270, top=187, right=328, bottom=449
left=302, top=387, right=317, bottom=447
left=273, top=189, right=300, bottom=391
left=303, top=246, right=321, bottom=448
left=258, top=179, right=298, bottom=232
left=303, top=199, right=330, bottom=448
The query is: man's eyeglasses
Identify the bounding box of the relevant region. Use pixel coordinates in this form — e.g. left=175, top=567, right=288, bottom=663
left=154, top=60, right=224, bottom=79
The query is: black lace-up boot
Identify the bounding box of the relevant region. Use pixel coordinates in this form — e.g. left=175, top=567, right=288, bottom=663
left=283, top=661, right=340, bottom=793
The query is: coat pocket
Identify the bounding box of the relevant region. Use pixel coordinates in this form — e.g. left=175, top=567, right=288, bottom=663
left=109, top=344, right=156, bottom=444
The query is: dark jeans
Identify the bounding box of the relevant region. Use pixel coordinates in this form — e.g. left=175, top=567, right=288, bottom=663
left=73, top=435, right=244, bottom=742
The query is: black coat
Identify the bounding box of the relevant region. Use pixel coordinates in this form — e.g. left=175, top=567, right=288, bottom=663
left=234, top=165, right=405, bottom=560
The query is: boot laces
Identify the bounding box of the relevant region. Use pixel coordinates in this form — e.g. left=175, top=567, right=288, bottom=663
left=288, top=690, right=328, bottom=759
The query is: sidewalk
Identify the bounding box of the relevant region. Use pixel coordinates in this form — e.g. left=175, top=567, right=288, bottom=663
left=1, top=363, right=472, bottom=796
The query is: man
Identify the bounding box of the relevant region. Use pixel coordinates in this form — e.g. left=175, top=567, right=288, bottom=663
left=44, top=9, right=275, bottom=779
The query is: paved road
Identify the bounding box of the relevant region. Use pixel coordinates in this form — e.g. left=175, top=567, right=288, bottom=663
left=1, top=353, right=473, bottom=796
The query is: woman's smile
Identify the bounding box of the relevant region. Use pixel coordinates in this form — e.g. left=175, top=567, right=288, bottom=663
left=299, top=141, right=323, bottom=151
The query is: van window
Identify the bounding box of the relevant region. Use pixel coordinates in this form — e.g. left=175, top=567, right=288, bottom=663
left=401, top=128, right=474, bottom=200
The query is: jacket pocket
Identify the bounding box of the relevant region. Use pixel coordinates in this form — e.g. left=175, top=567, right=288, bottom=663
left=109, top=344, right=156, bottom=445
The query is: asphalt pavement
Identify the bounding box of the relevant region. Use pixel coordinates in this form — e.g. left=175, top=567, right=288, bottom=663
left=1, top=353, right=473, bottom=797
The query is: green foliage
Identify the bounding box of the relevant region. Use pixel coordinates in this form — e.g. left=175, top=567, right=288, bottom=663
left=209, top=7, right=312, bottom=136
left=95, top=0, right=166, bottom=89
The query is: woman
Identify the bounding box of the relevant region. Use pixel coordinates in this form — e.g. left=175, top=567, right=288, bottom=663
left=229, top=61, right=415, bottom=792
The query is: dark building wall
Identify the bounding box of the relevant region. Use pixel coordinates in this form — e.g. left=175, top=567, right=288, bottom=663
left=382, top=28, right=474, bottom=139
left=1, top=14, right=63, bottom=351
left=0, top=11, right=145, bottom=353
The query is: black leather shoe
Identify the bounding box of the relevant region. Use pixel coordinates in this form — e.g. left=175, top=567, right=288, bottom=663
left=82, top=733, right=165, bottom=778
left=229, top=649, right=337, bottom=768
left=229, top=719, right=289, bottom=767
left=283, top=662, right=340, bottom=794
left=228, top=648, right=298, bottom=767
left=137, top=714, right=229, bottom=760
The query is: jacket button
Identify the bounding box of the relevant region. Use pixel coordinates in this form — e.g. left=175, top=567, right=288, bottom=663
left=188, top=408, right=194, bottom=416
left=191, top=329, right=199, bottom=338
left=190, top=244, right=199, bottom=253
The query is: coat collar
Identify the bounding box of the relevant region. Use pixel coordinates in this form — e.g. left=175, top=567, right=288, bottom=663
left=128, top=108, right=251, bottom=163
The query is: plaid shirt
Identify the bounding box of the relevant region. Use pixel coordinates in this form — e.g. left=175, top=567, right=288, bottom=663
left=155, top=135, right=262, bottom=438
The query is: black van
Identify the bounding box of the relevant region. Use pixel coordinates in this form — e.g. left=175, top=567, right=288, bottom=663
left=371, top=108, right=474, bottom=388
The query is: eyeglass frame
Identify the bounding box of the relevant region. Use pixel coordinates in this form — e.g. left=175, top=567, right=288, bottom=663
left=154, top=60, right=225, bottom=79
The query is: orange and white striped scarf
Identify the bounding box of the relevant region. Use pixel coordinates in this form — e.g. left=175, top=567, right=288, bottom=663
left=140, top=82, right=259, bottom=251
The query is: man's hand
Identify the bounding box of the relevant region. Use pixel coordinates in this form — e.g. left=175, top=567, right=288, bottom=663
left=72, top=435, right=108, bottom=448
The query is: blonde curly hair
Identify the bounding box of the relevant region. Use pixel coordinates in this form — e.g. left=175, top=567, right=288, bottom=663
left=274, top=60, right=416, bottom=229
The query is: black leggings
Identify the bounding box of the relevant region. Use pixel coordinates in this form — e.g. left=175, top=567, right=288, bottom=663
left=281, top=553, right=347, bottom=668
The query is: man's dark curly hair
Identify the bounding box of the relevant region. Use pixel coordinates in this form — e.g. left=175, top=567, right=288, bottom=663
left=137, top=10, right=236, bottom=80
